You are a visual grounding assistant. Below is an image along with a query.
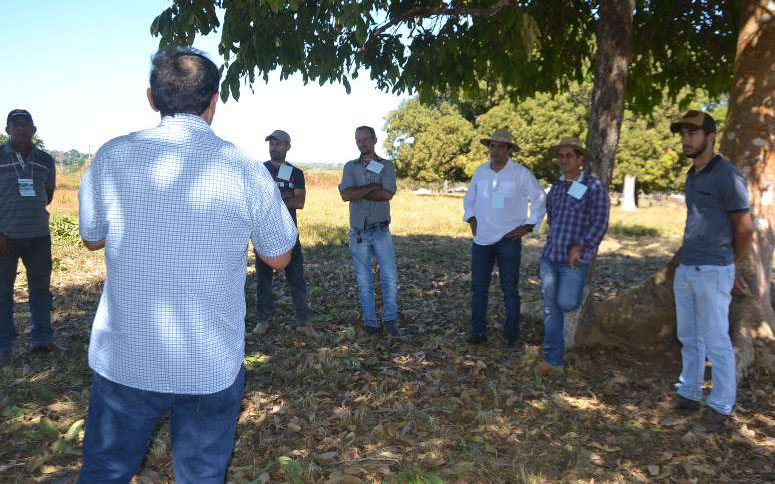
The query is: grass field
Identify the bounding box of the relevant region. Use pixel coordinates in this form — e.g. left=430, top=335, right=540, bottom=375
left=1, top=171, right=773, bottom=483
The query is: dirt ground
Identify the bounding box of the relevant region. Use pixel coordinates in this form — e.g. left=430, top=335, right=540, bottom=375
left=1, top=206, right=774, bottom=483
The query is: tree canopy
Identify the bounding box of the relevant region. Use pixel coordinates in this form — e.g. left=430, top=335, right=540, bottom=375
left=152, top=1, right=737, bottom=113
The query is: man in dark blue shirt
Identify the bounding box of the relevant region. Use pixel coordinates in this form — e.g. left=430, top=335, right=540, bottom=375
left=253, top=130, right=311, bottom=335
left=670, top=110, right=753, bottom=431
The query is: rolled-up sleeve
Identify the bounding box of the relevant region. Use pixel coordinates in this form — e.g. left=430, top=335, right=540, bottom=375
left=79, top=166, right=106, bottom=242
left=338, top=162, right=354, bottom=193
left=382, top=160, right=397, bottom=193
left=246, top=162, right=298, bottom=257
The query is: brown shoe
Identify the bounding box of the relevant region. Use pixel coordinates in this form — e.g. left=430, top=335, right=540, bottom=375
left=536, top=360, right=564, bottom=376
left=30, top=343, right=56, bottom=353
left=674, top=394, right=701, bottom=412
left=700, top=408, right=729, bottom=432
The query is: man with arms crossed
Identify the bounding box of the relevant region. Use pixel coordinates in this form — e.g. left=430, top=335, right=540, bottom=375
left=463, top=129, right=546, bottom=347
left=538, top=137, right=609, bottom=375
left=253, top=129, right=312, bottom=335
left=670, top=110, right=753, bottom=431
left=0, top=109, right=56, bottom=364
left=338, top=126, right=405, bottom=337
left=78, top=47, right=297, bottom=483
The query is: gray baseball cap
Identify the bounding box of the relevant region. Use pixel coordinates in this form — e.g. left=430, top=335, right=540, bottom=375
left=265, top=129, right=291, bottom=143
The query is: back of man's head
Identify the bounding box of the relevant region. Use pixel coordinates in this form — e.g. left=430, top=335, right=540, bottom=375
left=149, top=47, right=220, bottom=117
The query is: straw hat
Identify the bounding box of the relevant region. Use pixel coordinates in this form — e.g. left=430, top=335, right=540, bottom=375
left=547, top=137, right=593, bottom=160
left=480, top=129, right=518, bottom=150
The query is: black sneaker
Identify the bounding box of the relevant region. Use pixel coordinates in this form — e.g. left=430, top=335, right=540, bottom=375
left=467, top=333, right=487, bottom=344
left=363, top=325, right=382, bottom=335
left=674, top=394, right=701, bottom=412
left=384, top=321, right=407, bottom=337
left=701, top=408, right=729, bottom=432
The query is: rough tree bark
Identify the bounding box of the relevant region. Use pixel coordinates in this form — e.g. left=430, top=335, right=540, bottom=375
left=576, top=0, right=775, bottom=377
left=584, top=0, right=635, bottom=187
left=559, top=0, right=634, bottom=347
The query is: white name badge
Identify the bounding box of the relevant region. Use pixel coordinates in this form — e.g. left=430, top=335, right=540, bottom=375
left=491, top=191, right=505, bottom=209
left=277, top=164, right=293, bottom=181
left=18, top=178, right=36, bottom=197
left=568, top=181, right=588, bottom=200
left=366, top=161, right=384, bottom=174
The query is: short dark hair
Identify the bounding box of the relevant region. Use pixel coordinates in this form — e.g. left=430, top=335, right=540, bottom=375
left=149, top=47, right=220, bottom=117
left=355, top=125, right=376, bottom=138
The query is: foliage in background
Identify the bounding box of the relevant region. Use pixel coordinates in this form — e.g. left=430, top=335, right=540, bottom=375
left=48, top=149, right=91, bottom=174
left=151, top=1, right=737, bottom=115
left=385, top=84, right=727, bottom=193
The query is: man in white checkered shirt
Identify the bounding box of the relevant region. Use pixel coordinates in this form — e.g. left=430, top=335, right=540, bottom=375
left=77, top=47, right=297, bottom=483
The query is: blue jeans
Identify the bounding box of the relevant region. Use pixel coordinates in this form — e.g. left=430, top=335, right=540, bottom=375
left=0, top=235, right=53, bottom=350
left=471, top=237, right=522, bottom=341
left=540, top=256, right=589, bottom=366
left=348, top=225, right=398, bottom=328
left=79, top=367, right=246, bottom=483
left=255, top=239, right=310, bottom=323
left=673, top=263, right=736, bottom=415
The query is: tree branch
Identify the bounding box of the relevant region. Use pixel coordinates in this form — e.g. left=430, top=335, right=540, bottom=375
left=360, top=0, right=517, bottom=51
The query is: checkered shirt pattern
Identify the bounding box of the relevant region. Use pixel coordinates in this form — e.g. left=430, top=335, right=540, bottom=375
left=79, top=114, right=298, bottom=394
left=542, top=171, right=610, bottom=264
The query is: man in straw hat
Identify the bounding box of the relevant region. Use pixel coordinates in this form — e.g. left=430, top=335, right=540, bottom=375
left=668, top=110, right=752, bottom=431
left=538, top=137, right=609, bottom=375
left=463, top=129, right=545, bottom=347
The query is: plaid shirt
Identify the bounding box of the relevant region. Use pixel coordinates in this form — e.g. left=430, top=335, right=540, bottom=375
left=79, top=114, right=298, bottom=394
left=542, top=171, right=610, bottom=264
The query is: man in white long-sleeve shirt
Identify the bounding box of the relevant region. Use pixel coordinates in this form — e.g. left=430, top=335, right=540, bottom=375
left=463, top=129, right=546, bottom=347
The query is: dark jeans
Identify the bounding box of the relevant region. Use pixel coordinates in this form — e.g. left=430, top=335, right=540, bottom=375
left=471, top=237, right=522, bottom=341
left=255, top=240, right=310, bottom=324
left=78, top=367, right=246, bottom=484
left=0, top=235, right=53, bottom=350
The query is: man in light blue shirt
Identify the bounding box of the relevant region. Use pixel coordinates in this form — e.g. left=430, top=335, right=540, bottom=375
left=78, top=47, right=297, bottom=483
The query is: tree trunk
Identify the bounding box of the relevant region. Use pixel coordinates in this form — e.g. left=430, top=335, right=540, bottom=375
left=563, top=0, right=634, bottom=348
left=621, top=174, right=638, bottom=211
left=721, top=0, right=775, bottom=377
left=577, top=0, right=775, bottom=378
left=584, top=0, right=634, bottom=186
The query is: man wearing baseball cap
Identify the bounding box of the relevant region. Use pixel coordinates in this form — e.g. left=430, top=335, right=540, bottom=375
left=253, top=129, right=312, bottom=335
left=463, top=129, right=546, bottom=347
left=669, top=110, right=753, bottom=431
left=0, top=109, right=57, bottom=365
left=538, top=137, right=609, bottom=375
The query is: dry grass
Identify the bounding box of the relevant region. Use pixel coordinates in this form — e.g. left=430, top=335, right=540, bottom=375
left=2, top=171, right=773, bottom=483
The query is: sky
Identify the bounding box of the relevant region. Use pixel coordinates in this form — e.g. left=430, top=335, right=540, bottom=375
left=1, top=1, right=408, bottom=164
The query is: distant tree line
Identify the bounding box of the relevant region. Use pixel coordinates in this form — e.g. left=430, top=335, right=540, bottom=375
left=383, top=83, right=726, bottom=193
left=1, top=133, right=90, bottom=173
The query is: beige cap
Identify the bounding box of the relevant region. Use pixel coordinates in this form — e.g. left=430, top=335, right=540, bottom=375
left=480, top=129, right=518, bottom=150
left=547, top=137, right=593, bottom=160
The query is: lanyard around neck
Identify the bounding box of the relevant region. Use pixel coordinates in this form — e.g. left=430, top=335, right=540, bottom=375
left=12, top=152, right=33, bottom=178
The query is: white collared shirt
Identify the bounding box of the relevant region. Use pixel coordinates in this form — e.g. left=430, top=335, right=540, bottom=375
left=463, top=158, right=546, bottom=246
left=79, top=114, right=298, bottom=394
